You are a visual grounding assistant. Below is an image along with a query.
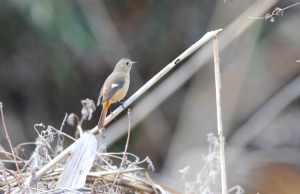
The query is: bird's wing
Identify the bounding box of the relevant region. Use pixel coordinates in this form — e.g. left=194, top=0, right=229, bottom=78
left=97, top=86, right=103, bottom=106
left=101, top=74, right=126, bottom=104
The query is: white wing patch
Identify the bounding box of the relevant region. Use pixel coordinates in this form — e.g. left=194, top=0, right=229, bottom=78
left=111, top=84, right=118, bottom=88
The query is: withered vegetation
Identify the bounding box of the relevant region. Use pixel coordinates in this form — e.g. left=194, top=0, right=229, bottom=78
left=0, top=100, right=162, bottom=194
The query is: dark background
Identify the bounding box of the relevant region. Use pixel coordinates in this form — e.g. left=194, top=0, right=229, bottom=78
left=1, top=0, right=300, bottom=193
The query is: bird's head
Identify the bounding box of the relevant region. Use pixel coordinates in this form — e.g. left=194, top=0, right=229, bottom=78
left=114, top=58, right=137, bottom=73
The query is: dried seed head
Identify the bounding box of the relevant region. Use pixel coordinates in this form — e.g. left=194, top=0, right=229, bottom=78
left=81, top=98, right=96, bottom=120
left=66, top=113, right=76, bottom=126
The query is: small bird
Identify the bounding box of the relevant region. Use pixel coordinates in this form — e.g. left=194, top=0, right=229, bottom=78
left=97, top=58, right=136, bottom=129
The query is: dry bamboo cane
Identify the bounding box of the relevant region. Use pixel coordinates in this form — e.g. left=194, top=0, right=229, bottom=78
left=213, top=37, right=228, bottom=194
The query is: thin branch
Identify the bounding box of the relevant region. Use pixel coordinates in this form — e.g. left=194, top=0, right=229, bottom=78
left=56, top=113, right=68, bottom=149
left=141, top=170, right=159, bottom=194
left=283, top=2, right=300, bottom=10
left=34, top=123, right=43, bottom=136
left=76, top=125, right=83, bottom=138
left=108, top=109, right=131, bottom=193
left=0, top=144, right=14, bottom=160
left=17, top=142, right=37, bottom=147
left=0, top=102, right=24, bottom=185
left=213, top=37, right=227, bottom=194
left=0, top=160, right=27, bottom=164
left=0, top=150, right=29, bottom=166
left=248, top=2, right=300, bottom=22
left=50, top=126, right=76, bottom=141
left=187, top=161, right=209, bottom=193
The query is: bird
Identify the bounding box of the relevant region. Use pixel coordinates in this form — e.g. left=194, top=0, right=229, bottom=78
left=97, top=58, right=136, bottom=129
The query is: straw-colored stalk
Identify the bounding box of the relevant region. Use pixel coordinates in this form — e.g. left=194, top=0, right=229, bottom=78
left=213, top=37, right=228, bottom=194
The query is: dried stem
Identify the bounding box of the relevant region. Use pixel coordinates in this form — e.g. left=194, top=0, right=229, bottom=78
left=0, top=102, right=24, bottom=185
left=141, top=171, right=159, bottom=194
left=50, top=126, right=76, bottom=141
left=248, top=2, right=300, bottom=22
left=0, top=150, right=29, bottom=167
left=56, top=113, right=68, bottom=149
left=213, top=37, right=227, bottom=194
left=109, top=109, right=133, bottom=193
left=281, top=2, right=300, bottom=10
left=76, top=125, right=83, bottom=138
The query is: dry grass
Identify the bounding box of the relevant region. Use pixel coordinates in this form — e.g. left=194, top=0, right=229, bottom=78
left=0, top=99, right=161, bottom=194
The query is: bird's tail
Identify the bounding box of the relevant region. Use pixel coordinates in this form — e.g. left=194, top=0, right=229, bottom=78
left=98, top=100, right=110, bottom=130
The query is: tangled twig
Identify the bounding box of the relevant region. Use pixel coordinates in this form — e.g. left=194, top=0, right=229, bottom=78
left=248, top=2, right=300, bottom=22
left=0, top=102, right=24, bottom=186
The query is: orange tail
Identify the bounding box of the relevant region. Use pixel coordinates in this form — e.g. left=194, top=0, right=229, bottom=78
left=98, top=100, right=110, bottom=129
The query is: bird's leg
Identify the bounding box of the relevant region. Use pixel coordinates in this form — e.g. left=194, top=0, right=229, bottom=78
left=118, top=99, right=126, bottom=108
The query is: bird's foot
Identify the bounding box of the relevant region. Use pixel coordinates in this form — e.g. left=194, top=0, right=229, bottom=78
left=118, top=99, right=126, bottom=108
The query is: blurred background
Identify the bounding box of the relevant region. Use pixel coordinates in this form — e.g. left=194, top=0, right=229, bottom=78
left=0, top=0, right=300, bottom=193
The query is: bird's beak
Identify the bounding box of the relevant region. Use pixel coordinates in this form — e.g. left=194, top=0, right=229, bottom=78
left=132, top=62, right=137, bottom=64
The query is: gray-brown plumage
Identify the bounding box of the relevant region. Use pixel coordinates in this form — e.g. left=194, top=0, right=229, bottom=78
left=97, top=58, right=136, bottom=129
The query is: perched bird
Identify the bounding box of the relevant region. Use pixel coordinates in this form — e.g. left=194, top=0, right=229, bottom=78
left=97, top=58, right=136, bottom=129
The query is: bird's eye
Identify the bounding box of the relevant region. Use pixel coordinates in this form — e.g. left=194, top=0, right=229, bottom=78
left=125, top=62, right=129, bottom=65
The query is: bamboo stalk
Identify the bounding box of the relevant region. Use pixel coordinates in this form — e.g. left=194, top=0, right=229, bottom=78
left=213, top=37, right=227, bottom=194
